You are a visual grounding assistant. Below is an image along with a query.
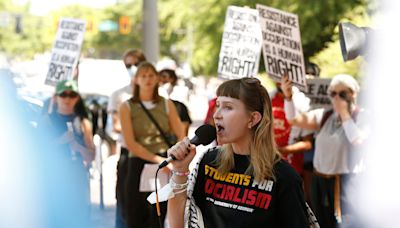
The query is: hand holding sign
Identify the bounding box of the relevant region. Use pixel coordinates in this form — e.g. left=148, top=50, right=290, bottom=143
left=280, top=74, right=293, bottom=100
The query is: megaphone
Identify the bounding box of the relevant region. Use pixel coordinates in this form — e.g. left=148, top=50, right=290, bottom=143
left=339, top=22, right=370, bottom=62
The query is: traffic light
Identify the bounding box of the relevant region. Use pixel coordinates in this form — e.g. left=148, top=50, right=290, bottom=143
left=119, top=16, right=131, bottom=35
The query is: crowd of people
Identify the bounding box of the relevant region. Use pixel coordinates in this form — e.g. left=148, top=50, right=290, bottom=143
left=2, top=43, right=369, bottom=228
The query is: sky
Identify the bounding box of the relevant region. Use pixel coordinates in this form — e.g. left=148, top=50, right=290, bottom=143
left=13, top=0, right=118, bottom=15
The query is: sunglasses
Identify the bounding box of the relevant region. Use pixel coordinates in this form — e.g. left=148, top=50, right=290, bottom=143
left=329, top=90, right=349, bottom=100
left=125, top=63, right=136, bottom=69
left=59, top=92, right=78, bottom=98
left=241, top=77, right=261, bottom=85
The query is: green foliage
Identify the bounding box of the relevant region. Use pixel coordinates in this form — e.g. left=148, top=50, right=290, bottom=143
left=49, top=5, right=99, bottom=56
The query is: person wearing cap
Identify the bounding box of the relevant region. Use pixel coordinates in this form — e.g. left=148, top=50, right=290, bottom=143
left=38, top=79, right=95, bottom=225
left=47, top=79, right=95, bottom=165
left=282, top=74, right=370, bottom=228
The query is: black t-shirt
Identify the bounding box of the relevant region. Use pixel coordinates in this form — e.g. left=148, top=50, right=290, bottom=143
left=193, top=148, right=309, bottom=228
left=172, top=100, right=192, bottom=124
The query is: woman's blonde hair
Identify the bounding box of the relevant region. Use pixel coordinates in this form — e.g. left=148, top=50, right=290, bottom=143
left=214, top=78, right=281, bottom=181
left=131, top=62, right=161, bottom=103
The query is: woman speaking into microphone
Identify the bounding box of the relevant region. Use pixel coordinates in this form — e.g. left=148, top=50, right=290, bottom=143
left=167, top=78, right=315, bottom=228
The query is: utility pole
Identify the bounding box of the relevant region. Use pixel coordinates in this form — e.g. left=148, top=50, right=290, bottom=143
left=142, top=0, right=159, bottom=64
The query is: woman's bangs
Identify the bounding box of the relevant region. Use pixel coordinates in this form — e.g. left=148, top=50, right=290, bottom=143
left=216, top=80, right=240, bottom=99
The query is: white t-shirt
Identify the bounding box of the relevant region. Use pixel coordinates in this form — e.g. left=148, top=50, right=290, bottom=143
left=288, top=87, right=312, bottom=144
left=309, top=109, right=366, bottom=175
left=158, top=80, right=189, bottom=105
left=272, top=86, right=312, bottom=145
left=106, top=84, right=132, bottom=146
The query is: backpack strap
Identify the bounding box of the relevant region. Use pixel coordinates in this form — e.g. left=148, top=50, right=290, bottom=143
left=320, top=109, right=334, bottom=129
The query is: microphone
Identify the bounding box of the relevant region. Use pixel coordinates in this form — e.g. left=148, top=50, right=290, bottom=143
left=158, top=124, right=216, bottom=168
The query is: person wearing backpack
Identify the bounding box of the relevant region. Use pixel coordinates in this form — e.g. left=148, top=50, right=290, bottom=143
left=281, top=74, right=369, bottom=228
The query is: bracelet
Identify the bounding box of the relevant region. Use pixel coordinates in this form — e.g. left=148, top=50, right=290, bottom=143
left=170, top=178, right=188, bottom=190
left=172, top=170, right=190, bottom=177
left=173, top=188, right=187, bottom=195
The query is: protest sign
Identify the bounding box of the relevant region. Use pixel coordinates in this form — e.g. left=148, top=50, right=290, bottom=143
left=305, top=78, right=332, bottom=109
left=45, top=18, right=86, bottom=86
left=218, top=6, right=262, bottom=80
left=256, top=4, right=306, bottom=90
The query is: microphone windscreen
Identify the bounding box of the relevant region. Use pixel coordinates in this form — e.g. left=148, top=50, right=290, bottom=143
left=191, top=124, right=216, bottom=146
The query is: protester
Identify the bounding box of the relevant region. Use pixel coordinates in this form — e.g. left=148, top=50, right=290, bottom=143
left=158, top=68, right=190, bottom=105
left=282, top=74, right=369, bottom=228
left=270, top=79, right=313, bottom=175
left=43, top=79, right=95, bottom=164
left=1, top=71, right=92, bottom=227
left=159, top=69, right=178, bottom=96
left=39, top=79, right=95, bottom=226
left=107, top=48, right=146, bottom=228
left=167, top=77, right=317, bottom=227
left=119, top=62, right=185, bottom=228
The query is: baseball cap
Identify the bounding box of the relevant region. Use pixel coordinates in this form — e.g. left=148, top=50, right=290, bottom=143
left=55, top=79, right=79, bottom=95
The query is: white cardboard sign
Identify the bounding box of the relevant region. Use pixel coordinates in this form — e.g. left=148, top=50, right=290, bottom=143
left=218, top=6, right=262, bottom=80
left=45, top=18, right=86, bottom=86
left=257, top=4, right=306, bottom=90
left=305, top=78, right=332, bottom=109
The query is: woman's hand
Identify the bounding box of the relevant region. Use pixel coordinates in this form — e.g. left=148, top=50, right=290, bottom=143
left=280, top=74, right=293, bottom=100
left=168, top=137, right=196, bottom=172
left=332, top=97, right=351, bottom=121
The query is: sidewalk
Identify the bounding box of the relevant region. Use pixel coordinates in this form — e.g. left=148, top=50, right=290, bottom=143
left=89, top=152, right=118, bottom=228
left=90, top=204, right=115, bottom=228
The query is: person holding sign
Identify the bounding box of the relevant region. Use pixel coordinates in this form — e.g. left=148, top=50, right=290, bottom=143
left=269, top=78, right=313, bottom=176
left=282, top=74, right=369, bottom=228
left=167, top=78, right=317, bottom=228
left=119, top=62, right=184, bottom=228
